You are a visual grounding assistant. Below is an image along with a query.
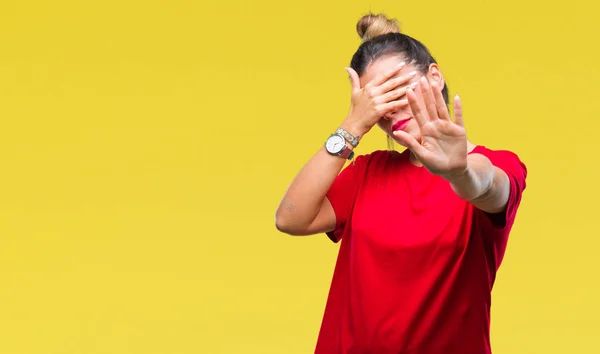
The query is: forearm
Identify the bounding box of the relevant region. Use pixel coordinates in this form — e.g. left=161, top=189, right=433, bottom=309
left=446, top=153, right=510, bottom=214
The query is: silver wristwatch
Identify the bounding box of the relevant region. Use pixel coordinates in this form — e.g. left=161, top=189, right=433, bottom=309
left=325, top=133, right=354, bottom=160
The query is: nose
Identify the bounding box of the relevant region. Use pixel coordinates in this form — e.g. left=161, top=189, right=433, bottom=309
left=383, top=109, right=399, bottom=120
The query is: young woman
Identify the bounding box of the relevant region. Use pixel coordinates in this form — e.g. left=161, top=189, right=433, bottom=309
left=275, top=13, right=527, bottom=354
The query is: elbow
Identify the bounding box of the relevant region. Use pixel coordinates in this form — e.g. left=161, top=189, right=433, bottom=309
left=274, top=215, right=290, bottom=234
left=274, top=211, right=296, bottom=235
left=274, top=212, right=306, bottom=236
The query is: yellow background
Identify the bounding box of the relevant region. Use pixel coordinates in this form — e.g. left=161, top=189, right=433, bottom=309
left=0, top=0, right=597, bottom=353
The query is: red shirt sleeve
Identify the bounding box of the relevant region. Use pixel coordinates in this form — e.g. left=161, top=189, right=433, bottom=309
left=325, top=155, right=367, bottom=243
left=474, top=147, right=528, bottom=230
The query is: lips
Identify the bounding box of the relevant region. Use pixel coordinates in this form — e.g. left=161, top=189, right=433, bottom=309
left=392, top=118, right=412, bottom=132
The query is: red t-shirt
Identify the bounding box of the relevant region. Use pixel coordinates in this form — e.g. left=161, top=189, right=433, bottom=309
left=315, top=145, right=527, bottom=354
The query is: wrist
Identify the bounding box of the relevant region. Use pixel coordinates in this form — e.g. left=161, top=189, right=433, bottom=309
left=441, top=164, right=471, bottom=184
left=444, top=154, right=494, bottom=202
left=339, top=119, right=369, bottom=139
left=444, top=165, right=479, bottom=201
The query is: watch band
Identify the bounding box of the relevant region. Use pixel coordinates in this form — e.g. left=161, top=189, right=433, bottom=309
left=336, top=127, right=360, bottom=148
left=338, top=144, right=355, bottom=160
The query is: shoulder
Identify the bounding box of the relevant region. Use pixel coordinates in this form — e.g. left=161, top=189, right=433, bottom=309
left=343, top=149, right=414, bottom=189
left=352, top=149, right=409, bottom=167
left=471, top=145, right=523, bottom=162
left=353, top=149, right=390, bottom=162
left=471, top=145, right=527, bottom=178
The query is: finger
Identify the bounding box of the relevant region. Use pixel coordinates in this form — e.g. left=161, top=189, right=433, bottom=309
left=345, top=67, right=361, bottom=93
left=365, top=61, right=406, bottom=88
left=432, top=81, right=451, bottom=121
left=379, top=81, right=418, bottom=103
left=378, top=98, right=409, bottom=114
left=453, top=94, right=465, bottom=127
left=392, top=130, right=432, bottom=160
left=376, top=70, right=418, bottom=94
left=420, top=76, right=439, bottom=121
left=406, top=85, right=429, bottom=127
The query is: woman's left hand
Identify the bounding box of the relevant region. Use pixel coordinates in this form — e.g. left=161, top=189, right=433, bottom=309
left=393, top=76, right=468, bottom=179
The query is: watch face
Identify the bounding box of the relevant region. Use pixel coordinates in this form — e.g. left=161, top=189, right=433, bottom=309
left=326, top=134, right=345, bottom=154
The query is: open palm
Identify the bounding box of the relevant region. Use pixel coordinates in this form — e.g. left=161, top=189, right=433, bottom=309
left=393, top=76, right=468, bottom=178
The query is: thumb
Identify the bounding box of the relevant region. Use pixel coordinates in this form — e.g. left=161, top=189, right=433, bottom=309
left=345, top=67, right=360, bottom=92
left=393, top=130, right=431, bottom=161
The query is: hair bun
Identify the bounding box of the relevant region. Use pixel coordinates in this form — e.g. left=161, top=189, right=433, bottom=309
left=356, top=13, right=400, bottom=41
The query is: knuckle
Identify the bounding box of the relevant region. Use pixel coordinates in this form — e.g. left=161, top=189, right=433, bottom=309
left=392, top=76, right=403, bottom=86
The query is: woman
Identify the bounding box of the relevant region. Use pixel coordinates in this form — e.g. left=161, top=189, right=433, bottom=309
left=275, top=13, right=527, bottom=354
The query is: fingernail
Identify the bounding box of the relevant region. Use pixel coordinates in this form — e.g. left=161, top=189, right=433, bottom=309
left=398, top=62, right=406, bottom=68
left=409, top=82, right=418, bottom=89
left=408, top=71, right=417, bottom=78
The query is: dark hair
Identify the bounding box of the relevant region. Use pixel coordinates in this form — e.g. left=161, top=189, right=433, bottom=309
left=349, top=13, right=449, bottom=104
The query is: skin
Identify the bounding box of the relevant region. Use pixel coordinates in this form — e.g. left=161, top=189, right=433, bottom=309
left=360, top=55, right=476, bottom=156
left=274, top=54, right=511, bottom=236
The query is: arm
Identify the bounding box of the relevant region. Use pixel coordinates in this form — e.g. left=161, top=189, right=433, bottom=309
left=391, top=77, right=515, bottom=216
left=274, top=145, right=347, bottom=236
left=445, top=153, right=510, bottom=214
left=275, top=63, right=415, bottom=236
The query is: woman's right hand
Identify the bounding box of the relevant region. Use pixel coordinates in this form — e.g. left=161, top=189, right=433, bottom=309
left=342, top=62, right=417, bottom=137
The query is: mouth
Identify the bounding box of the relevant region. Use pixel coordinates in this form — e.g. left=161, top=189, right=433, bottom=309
left=392, top=118, right=412, bottom=132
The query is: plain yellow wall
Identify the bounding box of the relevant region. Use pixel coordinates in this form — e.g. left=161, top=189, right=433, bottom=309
left=0, top=0, right=598, bottom=353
